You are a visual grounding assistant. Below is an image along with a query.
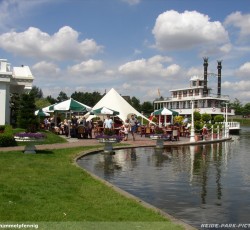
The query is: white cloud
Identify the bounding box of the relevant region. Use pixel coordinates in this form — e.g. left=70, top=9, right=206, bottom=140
left=121, top=0, right=141, bottom=5
left=152, top=10, right=229, bottom=51
left=187, top=67, right=203, bottom=77
left=118, top=55, right=179, bottom=78
left=68, top=59, right=104, bottom=74
left=0, top=26, right=103, bottom=61
left=223, top=80, right=250, bottom=91
left=219, top=43, right=232, bottom=53
left=224, top=12, right=250, bottom=39
left=235, top=62, right=250, bottom=77
left=32, top=61, right=60, bottom=76
left=223, top=80, right=250, bottom=104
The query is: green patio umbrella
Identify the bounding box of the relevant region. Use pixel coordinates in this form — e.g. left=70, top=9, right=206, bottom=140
left=49, top=98, right=91, bottom=112
left=152, top=107, right=179, bottom=116
left=152, top=107, right=179, bottom=126
left=35, top=109, right=50, bottom=117
left=90, top=106, right=120, bottom=115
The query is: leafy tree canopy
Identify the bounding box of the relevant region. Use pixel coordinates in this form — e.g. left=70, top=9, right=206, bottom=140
left=30, top=86, right=43, bottom=99
left=141, top=101, right=153, bottom=115
left=71, top=91, right=102, bottom=107
left=35, top=98, right=51, bottom=110
left=201, top=113, right=212, bottom=123
left=57, top=91, right=69, bottom=102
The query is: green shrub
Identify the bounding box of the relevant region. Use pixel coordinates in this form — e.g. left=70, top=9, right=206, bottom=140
left=0, top=125, right=5, bottom=132
left=214, top=115, right=224, bottom=122
left=0, top=125, right=17, bottom=147
left=0, top=134, right=17, bottom=147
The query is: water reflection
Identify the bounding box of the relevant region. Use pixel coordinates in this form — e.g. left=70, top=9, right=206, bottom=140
left=77, top=128, right=250, bottom=228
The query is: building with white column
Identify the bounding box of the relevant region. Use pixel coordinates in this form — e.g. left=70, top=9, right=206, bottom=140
left=0, top=59, right=34, bottom=125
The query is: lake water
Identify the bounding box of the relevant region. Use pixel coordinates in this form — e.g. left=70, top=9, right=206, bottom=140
left=77, top=126, right=250, bottom=229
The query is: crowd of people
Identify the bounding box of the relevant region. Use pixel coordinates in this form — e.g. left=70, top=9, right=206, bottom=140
left=41, top=113, right=196, bottom=142
left=41, top=113, right=142, bottom=141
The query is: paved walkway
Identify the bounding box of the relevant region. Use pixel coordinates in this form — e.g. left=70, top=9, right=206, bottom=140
left=0, top=133, right=230, bottom=152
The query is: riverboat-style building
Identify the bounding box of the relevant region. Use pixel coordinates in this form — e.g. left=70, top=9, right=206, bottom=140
left=153, top=58, right=235, bottom=117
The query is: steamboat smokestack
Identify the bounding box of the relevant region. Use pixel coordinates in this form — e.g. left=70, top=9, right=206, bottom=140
left=217, top=60, right=222, bottom=97
left=203, top=57, right=208, bottom=96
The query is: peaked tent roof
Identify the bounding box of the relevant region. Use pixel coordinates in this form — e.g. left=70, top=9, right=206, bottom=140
left=86, top=88, right=151, bottom=122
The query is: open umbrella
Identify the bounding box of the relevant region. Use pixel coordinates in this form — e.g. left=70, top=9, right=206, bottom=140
left=35, top=109, right=50, bottom=117
left=49, top=98, right=91, bottom=112
left=90, top=106, right=119, bottom=115
left=152, top=107, right=179, bottom=126
left=152, top=107, right=178, bottom=116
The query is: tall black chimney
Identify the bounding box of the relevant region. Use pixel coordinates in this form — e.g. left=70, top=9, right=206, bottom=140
left=203, top=57, right=208, bottom=95
left=217, top=60, right=222, bottom=97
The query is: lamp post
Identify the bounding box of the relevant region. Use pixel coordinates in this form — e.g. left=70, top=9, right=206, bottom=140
left=190, top=100, right=195, bottom=142
left=225, top=102, right=229, bottom=138
left=141, top=111, right=144, bottom=126
left=225, top=102, right=228, bottom=124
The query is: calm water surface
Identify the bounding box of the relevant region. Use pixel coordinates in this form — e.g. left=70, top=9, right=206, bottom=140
left=77, top=126, right=250, bottom=229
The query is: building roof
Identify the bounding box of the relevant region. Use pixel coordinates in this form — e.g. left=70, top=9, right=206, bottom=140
left=12, top=66, right=34, bottom=80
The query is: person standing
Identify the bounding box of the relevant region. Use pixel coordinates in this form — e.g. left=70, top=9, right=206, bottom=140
left=129, top=114, right=138, bottom=141
left=103, top=115, right=113, bottom=129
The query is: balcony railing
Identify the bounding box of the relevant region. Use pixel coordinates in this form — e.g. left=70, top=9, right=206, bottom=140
left=154, top=94, right=230, bottom=102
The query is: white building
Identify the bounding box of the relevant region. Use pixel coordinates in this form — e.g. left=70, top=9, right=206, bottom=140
left=0, top=59, right=34, bottom=125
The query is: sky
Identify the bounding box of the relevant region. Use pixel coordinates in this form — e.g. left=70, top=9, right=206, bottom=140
left=0, top=0, right=250, bottom=104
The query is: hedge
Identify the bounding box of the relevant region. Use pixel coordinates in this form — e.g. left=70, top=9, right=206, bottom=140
left=0, top=125, right=17, bottom=147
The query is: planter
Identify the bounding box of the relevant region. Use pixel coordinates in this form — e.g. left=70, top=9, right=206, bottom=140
left=14, top=133, right=46, bottom=154
left=97, top=138, right=119, bottom=153
left=195, top=135, right=199, bottom=142
left=23, top=138, right=45, bottom=154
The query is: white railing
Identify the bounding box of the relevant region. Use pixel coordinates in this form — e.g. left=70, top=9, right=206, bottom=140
left=218, top=122, right=241, bottom=130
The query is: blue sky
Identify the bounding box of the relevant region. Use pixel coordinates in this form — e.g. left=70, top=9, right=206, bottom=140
left=1, top=0, right=250, bottom=104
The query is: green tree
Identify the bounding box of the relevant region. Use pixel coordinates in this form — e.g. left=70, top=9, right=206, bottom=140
left=194, top=111, right=201, bottom=121
left=46, top=95, right=57, bottom=104
left=243, top=103, right=250, bottom=116
left=130, top=96, right=141, bottom=112
left=214, top=115, right=224, bottom=122
left=35, top=98, right=51, bottom=110
left=201, top=113, right=212, bottom=123
left=141, top=101, right=153, bottom=115
left=30, top=86, right=43, bottom=99
left=17, top=93, right=38, bottom=132
left=10, top=93, right=20, bottom=127
left=71, top=91, right=102, bottom=107
left=230, top=98, right=243, bottom=115
left=57, top=91, right=69, bottom=102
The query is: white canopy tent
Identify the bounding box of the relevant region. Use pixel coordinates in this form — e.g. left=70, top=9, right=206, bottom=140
left=86, top=88, right=151, bottom=123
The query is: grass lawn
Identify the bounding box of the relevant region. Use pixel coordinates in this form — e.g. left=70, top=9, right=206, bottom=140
left=0, top=146, right=184, bottom=230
